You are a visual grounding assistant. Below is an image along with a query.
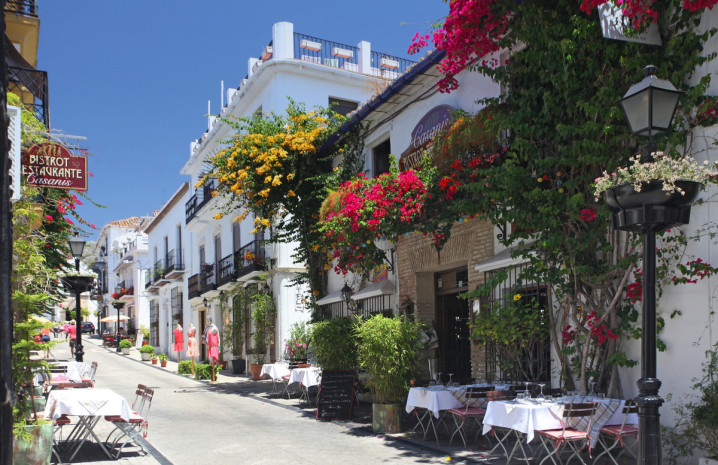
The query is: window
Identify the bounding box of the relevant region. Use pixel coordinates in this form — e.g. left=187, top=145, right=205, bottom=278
left=214, top=234, right=222, bottom=264
left=328, top=97, right=358, bottom=116
left=372, top=139, right=391, bottom=177
left=199, top=245, right=205, bottom=267
left=481, top=264, right=551, bottom=383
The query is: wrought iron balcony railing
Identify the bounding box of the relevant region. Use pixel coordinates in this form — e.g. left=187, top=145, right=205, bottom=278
left=185, top=178, right=218, bottom=224
left=235, top=240, right=267, bottom=280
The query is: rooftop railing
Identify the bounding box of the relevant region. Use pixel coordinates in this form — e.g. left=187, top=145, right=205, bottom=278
left=294, top=32, right=360, bottom=72
left=5, top=1, right=37, bottom=16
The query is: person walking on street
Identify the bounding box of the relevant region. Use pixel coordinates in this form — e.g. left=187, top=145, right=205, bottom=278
left=63, top=321, right=70, bottom=340
left=67, top=320, right=77, bottom=356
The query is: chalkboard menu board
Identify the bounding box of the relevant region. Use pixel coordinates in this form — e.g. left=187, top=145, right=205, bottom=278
left=316, top=369, right=356, bottom=421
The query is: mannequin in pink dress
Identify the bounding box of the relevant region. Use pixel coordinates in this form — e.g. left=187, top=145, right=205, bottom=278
left=186, top=324, right=200, bottom=375
left=173, top=323, right=184, bottom=363
left=206, top=321, right=220, bottom=382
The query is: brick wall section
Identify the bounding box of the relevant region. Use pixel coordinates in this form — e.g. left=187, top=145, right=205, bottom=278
left=396, top=217, right=495, bottom=380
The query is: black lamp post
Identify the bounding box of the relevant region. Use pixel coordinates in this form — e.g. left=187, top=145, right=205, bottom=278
left=341, top=283, right=352, bottom=315
left=112, top=287, right=125, bottom=353
left=617, top=65, right=682, bottom=465
left=67, top=236, right=86, bottom=362
left=90, top=260, right=107, bottom=334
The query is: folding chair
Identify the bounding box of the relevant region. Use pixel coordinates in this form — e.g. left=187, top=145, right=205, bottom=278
left=447, top=385, right=494, bottom=447
left=535, top=401, right=598, bottom=465
left=593, top=400, right=639, bottom=465
left=106, top=385, right=152, bottom=458
left=43, top=399, right=72, bottom=463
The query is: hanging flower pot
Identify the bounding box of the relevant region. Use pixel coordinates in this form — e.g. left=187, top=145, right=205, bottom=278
left=603, top=180, right=702, bottom=231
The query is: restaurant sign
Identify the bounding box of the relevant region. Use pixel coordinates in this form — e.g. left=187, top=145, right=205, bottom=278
left=399, top=105, right=454, bottom=171
left=22, top=142, right=88, bottom=191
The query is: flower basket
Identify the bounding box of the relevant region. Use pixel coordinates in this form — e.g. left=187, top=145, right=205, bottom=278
left=604, top=180, right=701, bottom=231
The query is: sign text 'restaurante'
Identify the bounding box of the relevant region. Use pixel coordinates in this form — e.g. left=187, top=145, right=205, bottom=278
left=22, top=142, right=88, bottom=191
left=399, top=105, right=454, bottom=171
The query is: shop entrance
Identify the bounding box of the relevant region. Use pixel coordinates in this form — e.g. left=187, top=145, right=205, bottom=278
left=435, top=268, right=471, bottom=384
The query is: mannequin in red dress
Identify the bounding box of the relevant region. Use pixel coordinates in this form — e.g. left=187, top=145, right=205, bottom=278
left=186, top=324, right=200, bottom=375
left=173, top=323, right=183, bottom=363
left=206, top=320, right=220, bottom=381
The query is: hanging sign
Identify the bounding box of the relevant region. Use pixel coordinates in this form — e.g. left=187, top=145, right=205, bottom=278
left=22, top=142, right=88, bottom=191
left=399, top=105, right=454, bottom=171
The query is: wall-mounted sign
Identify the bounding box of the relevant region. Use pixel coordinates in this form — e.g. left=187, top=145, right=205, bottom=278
left=22, top=142, right=88, bottom=191
left=399, top=105, right=454, bottom=171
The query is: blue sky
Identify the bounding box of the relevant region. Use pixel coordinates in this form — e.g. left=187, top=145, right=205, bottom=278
left=37, top=0, right=448, bottom=240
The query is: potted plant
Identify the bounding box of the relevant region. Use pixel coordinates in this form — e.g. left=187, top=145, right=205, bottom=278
left=220, top=287, right=248, bottom=374
left=158, top=353, right=168, bottom=367
left=595, top=151, right=716, bottom=231
left=119, top=339, right=132, bottom=355
left=139, top=344, right=155, bottom=361
left=310, top=318, right=358, bottom=370
left=285, top=321, right=312, bottom=365
left=151, top=354, right=158, bottom=365
left=356, top=314, right=422, bottom=433
left=249, top=292, right=276, bottom=380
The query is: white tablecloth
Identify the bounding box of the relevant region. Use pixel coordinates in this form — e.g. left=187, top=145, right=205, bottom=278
left=406, top=384, right=512, bottom=419
left=405, top=387, right=463, bottom=419
left=44, top=388, right=131, bottom=421
left=260, top=363, right=291, bottom=380
left=288, top=367, right=321, bottom=388
left=482, top=397, right=638, bottom=444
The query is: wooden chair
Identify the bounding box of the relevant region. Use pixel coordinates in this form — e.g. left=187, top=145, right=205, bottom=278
left=535, top=402, right=598, bottom=465
left=447, top=385, right=494, bottom=447
left=593, top=400, right=639, bottom=465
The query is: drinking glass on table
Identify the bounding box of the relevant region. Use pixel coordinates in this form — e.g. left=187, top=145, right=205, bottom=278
left=536, top=383, right=546, bottom=400
left=448, top=373, right=455, bottom=387
left=524, top=381, right=531, bottom=398
left=589, top=380, right=597, bottom=397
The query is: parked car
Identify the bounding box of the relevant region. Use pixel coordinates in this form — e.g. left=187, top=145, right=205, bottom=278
left=81, top=322, right=95, bottom=334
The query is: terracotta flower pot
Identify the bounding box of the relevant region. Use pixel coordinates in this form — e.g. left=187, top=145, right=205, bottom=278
left=151, top=358, right=158, bottom=365
left=250, top=363, right=264, bottom=380
left=160, top=360, right=167, bottom=367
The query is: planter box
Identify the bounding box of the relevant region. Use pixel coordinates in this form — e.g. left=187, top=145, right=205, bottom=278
left=230, top=359, right=246, bottom=375
left=13, top=423, right=53, bottom=465
left=122, top=348, right=130, bottom=355
left=140, top=353, right=152, bottom=361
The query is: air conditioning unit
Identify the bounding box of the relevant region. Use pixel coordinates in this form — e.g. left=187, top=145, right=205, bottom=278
left=7, top=105, right=21, bottom=203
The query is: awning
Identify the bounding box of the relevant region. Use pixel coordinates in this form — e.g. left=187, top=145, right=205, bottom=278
left=351, top=280, right=395, bottom=300
left=316, top=290, right=344, bottom=306
left=474, top=246, right=528, bottom=273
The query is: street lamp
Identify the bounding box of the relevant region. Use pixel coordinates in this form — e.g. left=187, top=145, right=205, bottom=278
left=67, top=235, right=86, bottom=362
left=618, top=65, right=682, bottom=161
left=618, top=65, right=682, bottom=465
left=341, top=283, right=353, bottom=315
left=91, top=261, right=107, bottom=334
left=112, top=285, right=125, bottom=352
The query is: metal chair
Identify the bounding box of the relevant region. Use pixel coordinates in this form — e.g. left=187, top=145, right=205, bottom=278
left=593, top=400, right=639, bottom=465
left=535, top=402, right=598, bottom=465
left=106, top=385, right=152, bottom=458
left=447, top=385, right=494, bottom=447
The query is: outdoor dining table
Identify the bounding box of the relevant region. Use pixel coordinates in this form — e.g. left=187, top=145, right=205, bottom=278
left=43, top=387, right=131, bottom=462
left=405, top=384, right=511, bottom=443
left=481, top=396, right=637, bottom=462
left=261, top=362, right=292, bottom=396
left=288, top=366, right=321, bottom=404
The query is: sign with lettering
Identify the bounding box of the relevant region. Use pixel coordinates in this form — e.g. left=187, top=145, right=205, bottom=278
left=22, top=142, right=88, bottom=191
left=399, top=105, right=454, bottom=171
left=316, top=369, right=356, bottom=421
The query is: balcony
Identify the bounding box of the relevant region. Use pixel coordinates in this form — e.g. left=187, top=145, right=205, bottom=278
left=200, top=263, right=217, bottom=295
left=235, top=240, right=267, bottom=282
left=152, top=258, right=170, bottom=287
left=217, top=253, right=235, bottom=289
left=144, top=270, right=156, bottom=292
left=118, top=280, right=134, bottom=303
left=185, top=178, right=218, bottom=224
left=5, top=1, right=38, bottom=16
left=165, top=249, right=186, bottom=279
left=188, top=274, right=201, bottom=300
